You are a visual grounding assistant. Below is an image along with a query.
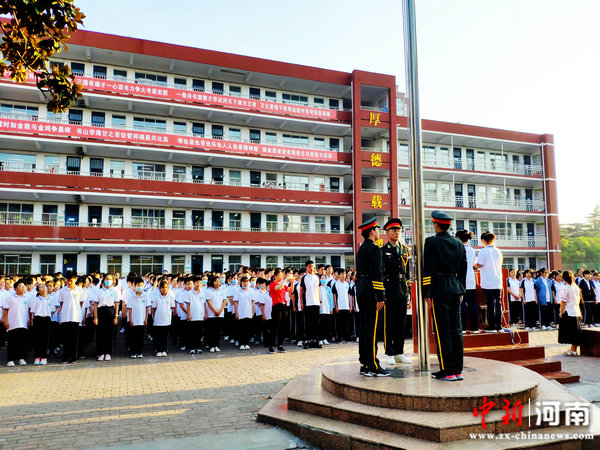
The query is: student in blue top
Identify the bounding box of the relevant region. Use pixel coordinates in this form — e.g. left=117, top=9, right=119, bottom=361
left=534, top=268, right=553, bottom=330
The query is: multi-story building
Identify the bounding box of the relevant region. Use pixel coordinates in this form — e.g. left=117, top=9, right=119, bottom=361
left=0, top=29, right=560, bottom=275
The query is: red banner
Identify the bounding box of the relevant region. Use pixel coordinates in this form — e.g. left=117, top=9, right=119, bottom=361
left=0, top=118, right=343, bottom=162
left=0, top=72, right=341, bottom=121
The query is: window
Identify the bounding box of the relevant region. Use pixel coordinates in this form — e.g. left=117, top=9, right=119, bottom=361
left=133, top=162, right=165, bottom=180
left=229, top=255, right=242, bottom=272
left=331, top=216, right=340, bottom=233
left=107, top=255, right=122, bottom=273
left=315, top=216, right=326, bottom=232
left=283, top=215, right=309, bottom=232
left=265, top=255, right=278, bottom=269
left=313, top=97, right=324, bottom=106
left=265, top=132, right=277, bottom=144
left=173, top=122, right=187, bottom=135
left=66, top=156, right=81, bottom=174
left=249, top=255, right=261, bottom=268
left=228, top=128, right=241, bottom=141
left=282, top=134, right=309, bottom=148
left=283, top=174, right=309, bottom=190
left=329, top=138, right=340, bottom=151
left=70, top=62, right=85, bottom=76
left=229, top=170, right=241, bottom=186
left=173, top=166, right=186, bottom=182
left=212, top=210, right=224, bottom=228
left=40, top=255, right=56, bottom=275
left=171, top=255, right=185, bottom=273
left=480, top=221, right=489, bottom=233
left=0, top=152, right=36, bottom=171
left=133, top=117, right=166, bottom=132
left=174, top=78, right=187, bottom=89
left=113, top=69, right=127, bottom=81
left=249, top=129, right=261, bottom=143
left=330, top=177, right=340, bottom=192
left=192, top=79, right=204, bottom=92
left=131, top=209, right=165, bottom=228
left=212, top=82, right=224, bottom=94
left=112, top=114, right=126, bottom=128
left=172, top=211, right=186, bottom=229
left=110, top=160, right=125, bottom=178
left=93, top=65, right=107, bottom=79
left=192, top=210, right=204, bottom=229
left=282, top=93, right=308, bottom=105
left=314, top=176, right=325, bottom=191
left=192, top=166, right=204, bottom=183
left=229, top=212, right=241, bottom=230
left=250, top=212, right=261, bottom=230
left=329, top=99, right=340, bottom=110
left=314, top=138, right=325, bottom=149
left=517, top=257, right=526, bottom=271
left=229, top=86, right=241, bottom=97
left=90, top=158, right=104, bottom=176
left=424, top=182, right=437, bottom=201
left=130, top=255, right=163, bottom=274
left=108, top=207, right=123, bottom=227
left=135, top=72, right=167, bottom=86
left=211, top=167, right=224, bottom=183
left=440, top=183, right=451, bottom=202
left=42, top=205, right=58, bottom=225
left=192, top=122, right=204, bottom=137
left=1, top=103, right=38, bottom=119
left=315, top=256, right=326, bottom=265
left=331, top=256, right=341, bottom=268
left=478, top=186, right=488, bottom=204
left=43, top=155, right=59, bottom=173
left=265, top=91, right=276, bottom=100
left=283, top=256, right=310, bottom=268
left=91, top=111, right=105, bottom=127
left=0, top=255, right=31, bottom=275
left=211, top=125, right=223, bottom=139
left=492, top=222, right=509, bottom=239
left=0, top=203, right=33, bottom=224
left=266, top=214, right=278, bottom=231
left=250, top=171, right=261, bottom=186
left=68, top=109, right=83, bottom=125
left=265, top=173, right=277, bottom=188
left=249, top=87, right=260, bottom=99
left=423, top=145, right=436, bottom=162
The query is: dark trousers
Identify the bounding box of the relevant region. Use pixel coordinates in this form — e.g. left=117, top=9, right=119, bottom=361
left=61, top=322, right=79, bottom=362
left=540, top=304, right=552, bottom=327
left=238, top=318, right=251, bottom=346
left=189, top=320, right=204, bottom=350
left=431, top=295, right=463, bottom=375
left=461, top=289, right=479, bottom=331
left=294, top=310, right=305, bottom=342
left=554, top=303, right=561, bottom=324
left=357, top=297, right=381, bottom=371
left=131, top=325, right=145, bottom=355
left=206, top=317, right=222, bottom=348
left=483, top=289, right=502, bottom=331
left=49, top=321, right=61, bottom=353
left=509, top=301, right=522, bottom=325
left=0, top=321, right=6, bottom=348
left=383, top=299, right=407, bottom=356
left=224, top=311, right=236, bottom=340
left=32, top=316, right=51, bottom=358
left=319, top=313, right=331, bottom=340
left=252, top=315, right=263, bottom=342
left=154, top=325, right=169, bottom=352
left=7, top=328, right=27, bottom=362
left=263, top=319, right=272, bottom=347
left=336, top=309, right=351, bottom=341
left=178, top=320, right=191, bottom=348
left=584, top=302, right=596, bottom=325
left=304, top=305, right=320, bottom=341
left=97, top=306, right=115, bottom=356
left=524, top=302, right=538, bottom=328
left=270, top=303, right=287, bottom=347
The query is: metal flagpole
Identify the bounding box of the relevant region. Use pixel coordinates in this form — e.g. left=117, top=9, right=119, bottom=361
left=403, top=0, right=429, bottom=371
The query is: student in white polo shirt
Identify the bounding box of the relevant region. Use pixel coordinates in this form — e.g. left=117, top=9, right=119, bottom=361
left=187, top=276, right=207, bottom=354
left=93, top=274, right=120, bottom=361
left=520, top=269, right=538, bottom=330
left=234, top=276, right=254, bottom=350
left=205, top=275, right=228, bottom=353
left=475, top=232, right=504, bottom=332
left=151, top=279, right=176, bottom=357
left=3, top=279, right=30, bottom=366
left=332, top=268, right=351, bottom=342
left=30, top=282, right=55, bottom=365
left=57, top=271, right=84, bottom=364
left=299, top=260, right=321, bottom=349
left=127, top=277, right=150, bottom=359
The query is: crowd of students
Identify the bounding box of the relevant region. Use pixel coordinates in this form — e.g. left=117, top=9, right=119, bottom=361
left=0, top=263, right=413, bottom=367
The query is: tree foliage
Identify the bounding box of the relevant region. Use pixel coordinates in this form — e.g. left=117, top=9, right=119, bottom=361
left=560, top=204, right=600, bottom=266
left=0, top=0, right=85, bottom=112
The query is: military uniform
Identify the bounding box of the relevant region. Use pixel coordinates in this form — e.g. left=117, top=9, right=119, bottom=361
left=355, top=218, right=389, bottom=376
left=381, top=218, right=411, bottom=358
left=423, top=211, right=467, bottom=380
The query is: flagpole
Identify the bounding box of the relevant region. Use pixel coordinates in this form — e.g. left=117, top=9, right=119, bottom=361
left=403, top=0, right=429, bottom=371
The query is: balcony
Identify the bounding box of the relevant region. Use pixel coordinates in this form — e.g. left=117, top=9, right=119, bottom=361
left=0, top=114, right=352, bottom=166
left=420, top=194, right=544, bottom=213
left=400, top=233, right=546, bottom=249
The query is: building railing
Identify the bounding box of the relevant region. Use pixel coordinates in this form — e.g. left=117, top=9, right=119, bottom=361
left=400, top=233, right=545, bottom=248
left=0, top=163, right=350, bottom=194
left=0, top=219, right=350, bottom=234
left=423, top=195, right=545, bottom=212
left=412, top=153, right=543, bottom=177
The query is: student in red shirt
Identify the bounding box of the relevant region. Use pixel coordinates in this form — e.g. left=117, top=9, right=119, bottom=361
left=269, top=268, right=293, bottom=353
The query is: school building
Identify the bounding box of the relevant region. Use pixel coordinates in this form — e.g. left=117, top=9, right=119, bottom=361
left=0, top=29, right=561, bottom=275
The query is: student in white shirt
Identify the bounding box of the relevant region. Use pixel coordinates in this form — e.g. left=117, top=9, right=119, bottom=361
left=506, top=268, right=522, bottom=326
left=57, top=272, right=84, bottom=364
left=151, top=279, right=176, bottom=357
left=175, top=278, right=192, bottom=351
left=205, top=276, right=228, bottom=352
left=2, top=279, right=30, bottom=366
left=234, top=276, right=254, bottom=350
left=520, top=269, right=538, bottom=330
left=456, top=230, right=479, bottom=332
left=474, top=231, right=504, bottom=332
left=558, top=270, right=583, bottom=356
left=257, top=278, right=271, bottom=348
left=93, top=274, right=120, bottom=361
left=298, top=260, right=321, bottom=349
left=0, top=275, right=9, bottom=350
left=552, top=271, right=565, bottom=325
left=30, top=283, right=55, bottom=365
left=319, top=274, right=333, bottom=346
left=249, top=277, right=262, bottom=344
left=127, top=278, right=150, bottom=358
left=188, top=276, right=207, bottom=354
left=332, top=268, right=351, bottom=342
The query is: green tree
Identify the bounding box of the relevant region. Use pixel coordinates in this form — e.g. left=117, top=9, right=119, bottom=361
left=585, top=204, right=600, bottom=235
left=0, top=0, right=85, bottom=112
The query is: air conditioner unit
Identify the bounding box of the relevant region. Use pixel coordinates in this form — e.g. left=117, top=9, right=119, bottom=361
left=76, top=147, right=85, bottom=156
left=75, top=195, right=82, bottom=203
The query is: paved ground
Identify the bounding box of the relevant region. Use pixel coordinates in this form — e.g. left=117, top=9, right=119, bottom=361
left=0, top=330, right=599, bottom=449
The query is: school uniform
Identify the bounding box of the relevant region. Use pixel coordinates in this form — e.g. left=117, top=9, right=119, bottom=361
left=58, top=286, right=84, bottom=363
left=477, top=245, right=504, bottom=331
left=521, top=278, right=538, bottom=328
left=30, top=294, right=55, bottom=359
left=507, top=277, right=522, bottom=324
left=4, top=293, right=30, bottom=363
left=48, top=292, right=61, bottom=355
left=128, top=291, right=149, bottom=356
left=223, top=283, right=236, bottom=341
left=94, top=286, right=120, bottom=357
left=259, top=289, right=272, bottom=347
left=535, top=277, right=553, bottom=327
left=332, top=280, right=351, bottom=341
left=579, top=279, right=597, bottom=325
left=300, top=273, right=321, bottom=344
left=552, top=280, right=565, bottom=324
left=592, top=279, right=600, bottom=325
left=188, top=288, right=206, bottom=351
left=461, top=244, right=479, bottom=331
left=151, top=290, right=176, bottom=353
left=319, top=284, right=333, bottom=341
left=234, top=288, right=254, bottom=346
left=558, top=284, right=583, bottom=345
left=176, top=289, right=191, bottom=349
left=292, top=281, right=305, bottom=344
left=205, top=287, right=227, bottom=349
left=0, top=289, right=9, bottom=348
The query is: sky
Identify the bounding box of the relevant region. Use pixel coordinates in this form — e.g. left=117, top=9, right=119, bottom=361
left=75, top=0, right=600, bottom=224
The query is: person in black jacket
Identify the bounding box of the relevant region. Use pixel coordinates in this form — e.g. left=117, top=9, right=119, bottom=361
left=579, top=270, right=596, bottom=327
left=355, top=217, right=390, bottom=377
left=423, top=211, right=467, bottom=381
